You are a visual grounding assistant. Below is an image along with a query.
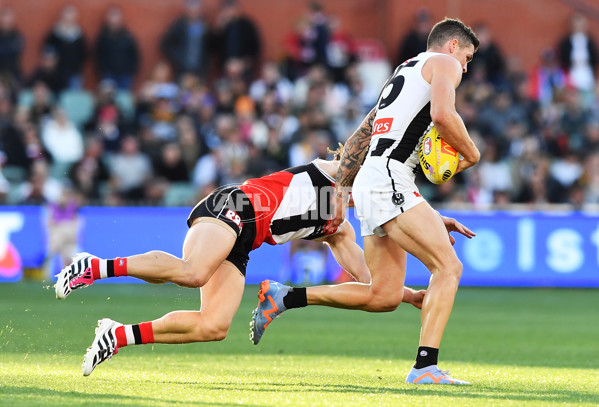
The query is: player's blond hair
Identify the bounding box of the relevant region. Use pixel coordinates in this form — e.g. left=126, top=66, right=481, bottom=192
left=327, top=142, right=344, bottom=161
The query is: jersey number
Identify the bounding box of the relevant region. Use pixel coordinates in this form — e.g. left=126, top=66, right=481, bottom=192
left=378, top=59, right=418, bottom=110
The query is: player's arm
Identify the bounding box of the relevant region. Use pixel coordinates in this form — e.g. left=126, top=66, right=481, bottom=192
left=429, top=56, right=480, bottom=173
left=317, top=221, right=371, bottom=283
left=319, top=221, right=426, bottom=310
left=326, top=107, right=376, bottom=233
left=336, top=106, right=376, bottom=189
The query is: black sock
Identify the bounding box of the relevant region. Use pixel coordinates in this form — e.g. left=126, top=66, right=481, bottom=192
left=282, top=287, right=307, bottom=309
left=414, top=346, right=439, bottom=369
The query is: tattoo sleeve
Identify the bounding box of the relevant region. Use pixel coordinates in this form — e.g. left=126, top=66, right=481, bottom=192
left=335, top=107, right=376, bottom=189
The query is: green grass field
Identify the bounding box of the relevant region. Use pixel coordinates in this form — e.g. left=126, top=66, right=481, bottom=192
left=1, top=282, right=598, bottom=406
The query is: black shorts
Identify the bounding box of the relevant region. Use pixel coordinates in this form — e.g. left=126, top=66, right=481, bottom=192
left=187, top=186, right=256, bottom=276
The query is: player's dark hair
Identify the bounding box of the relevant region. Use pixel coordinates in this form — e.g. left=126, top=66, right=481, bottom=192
left=427, top=17, right=479, bottom=51
left=327, top=142, right=344, bottom=161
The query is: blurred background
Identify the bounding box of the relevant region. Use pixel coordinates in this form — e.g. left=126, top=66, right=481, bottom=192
left=0, top=0, right=598, bottom=287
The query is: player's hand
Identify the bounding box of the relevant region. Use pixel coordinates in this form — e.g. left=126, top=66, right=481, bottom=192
left=403, top=287, right=426, bottom=310
left=324, top=189, right=348, bottom=234
left=440, top=214, right=476, bottom=244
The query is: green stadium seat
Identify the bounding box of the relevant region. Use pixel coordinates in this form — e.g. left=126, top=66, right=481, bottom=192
left=115, top=90, right=135, bottom=122
left=164, top=182, right=197, bottom=207
left=17, top=89, right=34, bottom=109
left=59, top=90, right=95, bottom=129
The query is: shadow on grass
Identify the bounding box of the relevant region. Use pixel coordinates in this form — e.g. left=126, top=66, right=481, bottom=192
left=2, top=385, right=263, bottom=407
left=167, top=380, right=597, bottom=404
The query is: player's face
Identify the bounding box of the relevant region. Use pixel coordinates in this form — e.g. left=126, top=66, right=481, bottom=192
left=454, top=44, right=475, bottom=73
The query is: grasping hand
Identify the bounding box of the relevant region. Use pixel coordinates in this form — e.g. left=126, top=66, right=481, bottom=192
left=438, top=212, right=476, bottom=245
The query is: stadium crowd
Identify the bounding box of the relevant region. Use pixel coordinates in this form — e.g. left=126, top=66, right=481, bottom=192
left=1, top=1, right=598, bottom=211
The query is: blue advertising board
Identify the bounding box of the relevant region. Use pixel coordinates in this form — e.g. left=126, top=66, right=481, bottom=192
left=1, top=206, right=597, bottom=287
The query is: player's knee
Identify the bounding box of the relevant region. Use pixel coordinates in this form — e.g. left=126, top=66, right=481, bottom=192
left=181, top=262, right=211, bottom=288
left=202, top=323, right=230, bottom=341
left=368, top=285, right=403, bottom=312
left=437, top=258, right=463, bottom=283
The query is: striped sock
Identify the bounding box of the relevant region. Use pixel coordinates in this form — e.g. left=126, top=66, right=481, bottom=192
left=114, top=322, right=154, bottom=348
left=90, top=258, right=128, bottom=280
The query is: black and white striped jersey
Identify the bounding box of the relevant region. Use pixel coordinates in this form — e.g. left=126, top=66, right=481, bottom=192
left=366, top=51, right=440, bottom=171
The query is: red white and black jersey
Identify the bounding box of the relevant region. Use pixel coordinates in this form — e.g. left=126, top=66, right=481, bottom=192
left=239, top=161, right=338, bottom=250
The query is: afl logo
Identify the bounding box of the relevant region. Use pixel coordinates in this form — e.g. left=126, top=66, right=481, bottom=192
left=423, top=137, right=432, bottom=155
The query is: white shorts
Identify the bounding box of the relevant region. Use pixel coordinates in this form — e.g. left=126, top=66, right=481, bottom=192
left=352, top=156, right=425, bottom=237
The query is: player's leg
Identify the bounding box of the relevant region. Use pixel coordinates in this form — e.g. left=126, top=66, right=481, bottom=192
left=304, top=234, right=406, bottom=310
left=56, top=220, right=236, bottom=298
left=383, top=201, right=461, bottom=349
left=82, top=261, right=245, bottom=376
left=150, top=261, right=245, bottom=343
left=125, top=221, right=236, bottom=288
left=249, top=235, right=407, bottom=345
left=381, top=201, right=469, bottom=384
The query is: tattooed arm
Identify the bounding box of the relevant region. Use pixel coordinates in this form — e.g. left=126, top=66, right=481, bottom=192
left=324, top=107, right=376, bottom=233
left=336, top=107, right=376, bottom=188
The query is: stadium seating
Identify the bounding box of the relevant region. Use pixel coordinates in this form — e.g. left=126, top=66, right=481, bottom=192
left=58, top=90, right=95, bottom=129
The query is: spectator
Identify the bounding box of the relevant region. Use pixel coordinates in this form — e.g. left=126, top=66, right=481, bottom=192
left=396, top=7, right=432, bottom=65
left=0, top=7, right=24, bottom=86
left=1, top=120, right=49, bottom=177
left=45, top=185, right=80, bottom=272
left=558, top=13, right=598, bottom=104
left=135, top=62, right=179, bottom=134
left=69, top=136, right=110, bottom=202
left=17, top=159, right=62, bottom=205
left=176, top=115, right=207, bottom=170
left=27, top=82, right=54, bottom=125
left=94, top=6, right=140, bottom=90
left=213, top=114, right=249, bottom=185
left=87, top=80, right=126, bottom=152
left=249, top=61, right=294, bottom=105
left=581, top=152, right=599, bottom=203
left=283, top=2, right=330, bottom=80
left=0, top=153, right=9, bottom=203
left=468, top=23, right=506, bottom=87
left=26, top=47, right=65, bottom=96
left=476, top=142, right=513, bottom=197
left=326, top=15, right=357, bottom=83
left=550, top=152, right=583, bottom=190
left=43, top=5, right=86, bottom=89
left=477, top=88, right=527, bottom=155
left=40, top=108, right=84, bottom=168
left=529, top=47, right=568, bottom=108
left=559, top=87, right=592, bottom=154
left=514, top=155, right=565, bottom=204
left=154, top=142, right=190, bottom=182
left=288, top=129, right=331, bottom=167
left=109, top=135, right=152, bottom=200
left=160, top=0, right=212, bottom=78
left=213, top=0, right=261, bottom=80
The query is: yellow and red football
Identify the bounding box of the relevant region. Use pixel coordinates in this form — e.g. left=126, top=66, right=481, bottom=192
left=418, top=126, right=459, bottom=184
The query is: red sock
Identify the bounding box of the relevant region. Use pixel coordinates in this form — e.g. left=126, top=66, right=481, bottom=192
left=115, top=322, right=154, bottom=348
left=90, top=258, right=128, bottom=280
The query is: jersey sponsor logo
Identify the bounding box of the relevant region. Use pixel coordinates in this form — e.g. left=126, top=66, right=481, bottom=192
left=225, top=209, right=242, bottom=228
left=414, top=191, right=422, bottom=198
left=372, top=118, right=393, bottom=136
